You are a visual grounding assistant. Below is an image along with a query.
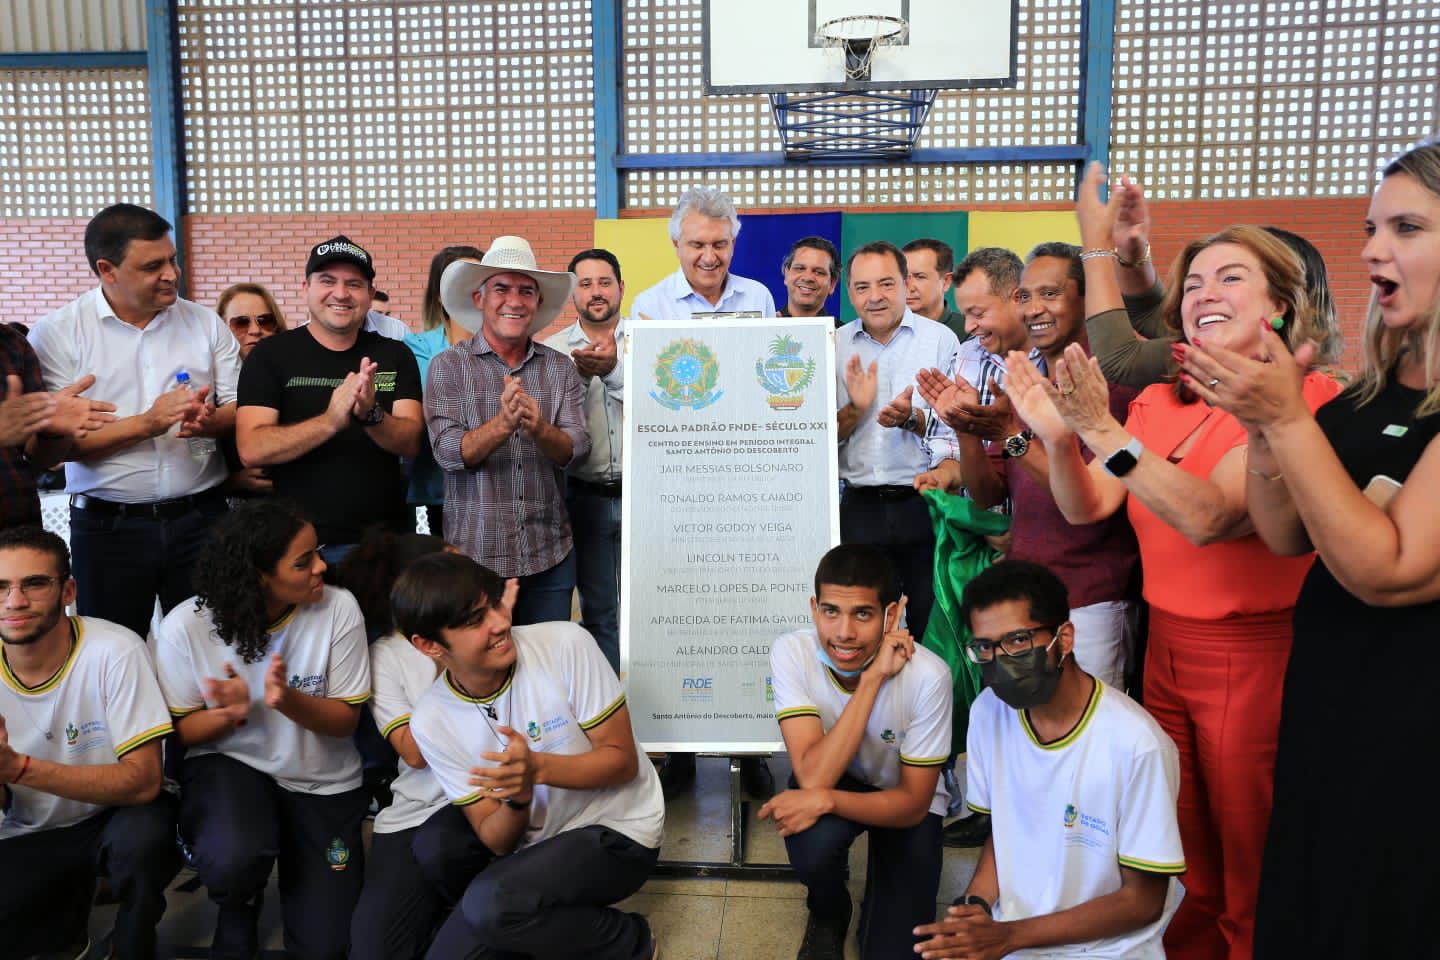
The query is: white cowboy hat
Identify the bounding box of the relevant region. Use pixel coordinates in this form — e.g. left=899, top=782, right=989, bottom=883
left=439, top=236, right=576, bottom=335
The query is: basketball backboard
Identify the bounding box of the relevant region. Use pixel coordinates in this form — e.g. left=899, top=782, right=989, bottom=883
left=702, top=0, right=1017, bottom=94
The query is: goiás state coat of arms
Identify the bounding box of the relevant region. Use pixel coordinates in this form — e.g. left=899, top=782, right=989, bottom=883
left=650, top=338, right=723, bottom=410
left=754, top=335, right=816, bottom=411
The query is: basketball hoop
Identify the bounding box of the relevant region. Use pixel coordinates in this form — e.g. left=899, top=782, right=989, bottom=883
left=815, top=14, right=909, bottom=83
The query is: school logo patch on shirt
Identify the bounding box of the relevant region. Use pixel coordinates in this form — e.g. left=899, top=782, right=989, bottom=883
left=1063, top=803, right=1079, bottom=828
left=881, top=728, right=897, bottom=745
left=289, top=673, right=326, bottom=696
left=527, top=721, right=543, bottom=742
left=326, top=837, right=350, bottom=871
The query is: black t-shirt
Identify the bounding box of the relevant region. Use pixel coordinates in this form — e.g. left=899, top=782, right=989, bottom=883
left=238, top=326, right=422, bottom=544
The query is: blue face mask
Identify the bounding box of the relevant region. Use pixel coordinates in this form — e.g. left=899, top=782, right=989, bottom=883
left=815, top=642, right=875, bottom=678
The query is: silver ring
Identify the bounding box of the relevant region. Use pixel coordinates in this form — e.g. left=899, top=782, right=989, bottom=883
left=1207, top=378, right=1220, bottom=388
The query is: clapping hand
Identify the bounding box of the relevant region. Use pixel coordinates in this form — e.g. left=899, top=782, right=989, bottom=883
left=202, top=661, right=252, bottom=728
left=844, top=355, right=879, bottom=412
left=572, top=333, right=618, bottom=379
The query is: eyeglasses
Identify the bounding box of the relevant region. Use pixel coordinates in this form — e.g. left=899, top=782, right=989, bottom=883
left=0, top=575, right=62, bottom=599
left=964, top=625, right=1060, bottom=664
left=227, top=313, right=278, bottom=332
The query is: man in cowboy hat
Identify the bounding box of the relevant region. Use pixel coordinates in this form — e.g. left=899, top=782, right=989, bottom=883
left=236, top=235, right=424, bottom=566
left=424, top=236, right=590, bottom=626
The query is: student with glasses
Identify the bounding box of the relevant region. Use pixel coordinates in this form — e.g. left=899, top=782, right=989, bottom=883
left=916, top=560, right=1184, bottom=960
left=0, top=526, right=178, bottom=960
left=217, top=283, right=287, bottom=497
left=154, top=500, right=372, bottom=960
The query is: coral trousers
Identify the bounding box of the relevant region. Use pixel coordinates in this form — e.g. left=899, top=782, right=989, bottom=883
left=1145, top=607, right=1291, bottom=960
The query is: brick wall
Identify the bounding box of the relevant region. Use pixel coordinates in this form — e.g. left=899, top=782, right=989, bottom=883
left=183, top=211, right=597, bottom=340
left=2, top=198, right=1373, bottom=363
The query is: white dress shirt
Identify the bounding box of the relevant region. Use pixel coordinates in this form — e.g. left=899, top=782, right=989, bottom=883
left=28, top=287, right=241, bottom=502
left=542, top=319, right=625, bottom=483
left=835, top=308, right=960, bottom=487
left=629, top=269, right=776, bottom=322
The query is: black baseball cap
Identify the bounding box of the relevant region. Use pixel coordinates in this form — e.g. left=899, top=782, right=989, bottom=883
left=306, top=235, right=375, bottom=282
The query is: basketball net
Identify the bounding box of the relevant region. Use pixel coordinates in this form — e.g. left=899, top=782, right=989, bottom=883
left=815, top=15, right=909, bottom=83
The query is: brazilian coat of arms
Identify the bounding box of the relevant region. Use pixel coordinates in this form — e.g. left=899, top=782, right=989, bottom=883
left=754, top=334, right=816, bottom=411
left=650, top=338, right=722, bottom=410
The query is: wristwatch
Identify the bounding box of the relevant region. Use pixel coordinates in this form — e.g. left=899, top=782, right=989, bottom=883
left=953, top=894, right=992, bottom=914
left=902, top=410, right=919, bottom=434
left=355, top=403, right=385, bottom=426
left=1002, top=429, right=1033, bottom=458
left=502, top=797, right=531, bottom=810
left=1102, top=436, right=1145, bottom=477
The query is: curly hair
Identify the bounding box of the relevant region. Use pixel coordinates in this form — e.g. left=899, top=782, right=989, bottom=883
left=334, top=529, right=448, bottom=634
left=192, top=500, right=310, bottom=664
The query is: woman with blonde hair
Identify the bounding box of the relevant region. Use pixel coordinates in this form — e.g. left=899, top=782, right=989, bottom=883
left=217, top=283, right=286, bottom=361
left=1002, top=163, right=1342, bottom=960
left=217, top=283, right=287, bottom=495
left=1178, top=139, right=1440, bottom=958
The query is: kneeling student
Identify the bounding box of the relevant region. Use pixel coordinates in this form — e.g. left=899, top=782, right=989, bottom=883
left=0, top=526, right=178, bottom=960
left=915, top=560, right=1183, bottom=959
left=396, top=552, right=663, bottom=960
left=760, top=544, right=952, bottom=960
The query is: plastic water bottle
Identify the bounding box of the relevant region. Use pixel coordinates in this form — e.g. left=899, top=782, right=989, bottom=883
left=174, top=371, right=218, bottom=461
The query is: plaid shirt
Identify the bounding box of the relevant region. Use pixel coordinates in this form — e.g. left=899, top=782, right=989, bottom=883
left=0, top=324, right=46, bottom=529
left=925, top=347, right=1045, bottom=464
left=424, top=333, right=590, bottom=577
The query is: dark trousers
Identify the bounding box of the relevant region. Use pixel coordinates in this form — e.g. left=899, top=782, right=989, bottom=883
left=179, top=753, right=367, bottom=960
left=0, top=795, right=179, bottom=960
left=511, top=549, right=577, bottom=627
left=351, top=820, right=450, bottom=960
left=567, top=490, right=622, bottom=673
left=413, top=808, right=657, bottom=960
left=840, top=489, right=936, bottom=641
left=69, top=494, right=226, bottom=638
left=784, top=774, right=943, bottom=960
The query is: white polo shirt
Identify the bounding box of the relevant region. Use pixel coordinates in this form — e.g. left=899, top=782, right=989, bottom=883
left=368, top=633, right=447, bottom=834
left=770, top=627, right=952, bottom=817
left=967, top=681, right=1186, bottom=959
left=411, top=620, right=664, bottom=850
left=0, top=617, right=172, bottom=838
left=155, top=586, right=371, bottom=795
left=27, top=287, right=241, bottom=502
left=629, top=269, right=776, bottom=322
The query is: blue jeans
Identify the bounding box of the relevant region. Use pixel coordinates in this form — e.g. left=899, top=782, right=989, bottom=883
left=69, top=493, right=227, bottom=639
left=784, top=774, right=943, bottom=959
left=567, top=490, right=621, bottom=672
left=511, top=550, right=577, bottom=627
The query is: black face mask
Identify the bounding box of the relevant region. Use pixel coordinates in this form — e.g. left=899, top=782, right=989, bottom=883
left=980, top=641, right=1063, bottom=709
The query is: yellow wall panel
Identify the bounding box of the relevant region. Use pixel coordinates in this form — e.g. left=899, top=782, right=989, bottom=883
left=594, top=218, right=675, bottom=318
left=967, top=210, right=1080, bottom=260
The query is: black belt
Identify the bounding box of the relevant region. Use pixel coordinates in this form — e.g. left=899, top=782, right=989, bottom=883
left=71, top=487, right=225, bottom=521
left=570, top=478, right=622, bottom=498
left=844, top=484, right=919, bottom=503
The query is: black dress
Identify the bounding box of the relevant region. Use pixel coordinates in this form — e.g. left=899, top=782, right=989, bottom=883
left=1254, top=378, right=1440, bottom=959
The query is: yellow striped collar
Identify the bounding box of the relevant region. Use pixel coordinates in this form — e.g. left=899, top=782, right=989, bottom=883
left=1, top=616, right=83, bottom=696
left=444, top=665, right=514, bottom=704
left=1020, top=678, right=1103, bottom=751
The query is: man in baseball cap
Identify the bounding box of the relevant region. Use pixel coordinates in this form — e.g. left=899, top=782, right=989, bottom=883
left=236, top=234, right=424, bottom=565
left=424, top=236, right=590, bottom=626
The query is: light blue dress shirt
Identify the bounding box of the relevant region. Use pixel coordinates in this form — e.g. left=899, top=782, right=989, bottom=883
left=629, top=268, right=776, bottom=321
left=835, top=309, right=960, bottom=486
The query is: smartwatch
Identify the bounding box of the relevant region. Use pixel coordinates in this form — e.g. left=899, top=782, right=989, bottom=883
left=1102, top=436, right=1145, bottom=477
left=1002, top=429, right=1033, bottom=458
left=355, top=403, right=385, bottom=426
